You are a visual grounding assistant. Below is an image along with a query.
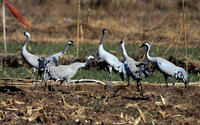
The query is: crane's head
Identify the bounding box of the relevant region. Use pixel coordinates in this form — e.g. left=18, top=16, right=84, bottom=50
left=85, top=55, right=95, bottom=66
left=24, top=32, right=30, bottom=38
left=87, top=55, right=95, bottom=60
left=120, top=41, right=124, bottom=45
left=140, top=41, right=150, bottom=48
left=102, top=29, right=107, bottom=34
left=66, top=40, right=74, bottom=46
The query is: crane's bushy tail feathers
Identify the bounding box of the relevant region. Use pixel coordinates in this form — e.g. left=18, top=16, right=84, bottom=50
left=174, top=67, right=189, bottom=86
left=137, top=61, right=151, bottom=78
left=117, top=62, right=124, bottom=73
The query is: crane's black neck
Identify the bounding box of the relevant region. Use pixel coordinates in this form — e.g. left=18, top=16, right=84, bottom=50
left=62, top=45, right=69, bottom=54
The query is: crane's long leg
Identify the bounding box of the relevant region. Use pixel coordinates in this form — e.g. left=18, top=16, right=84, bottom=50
left=35, top=69, right=43, bottom=90
left=66, top=79, right=71, bottom=93
left=32, top=67, right=38, bottom=90
left=163, top=75, right=168, bottom=96
left=43, top=71, right=49, bottom=92
left=44, top=81, right=47, bottom=92
left=184, top=82, right=189, bottom=88
left=169, top=77, right=175, bottom=86
left=127, top=75, right=130, bottom=86
left=164, top=77, right=175, bottom=93
left=136, top=80, right=142, bottom=92
left=66, top=79, right=74, bottom=96
left=50, top=80, right=53, bottom=91
left=35, top=75, right=38, bottom=90
left=108, top=66, right=113, bottom=91
left=136, top=80, right=143, bottom=97
left=65, top=79, right=77, bottom=100
left=60, top=81, right=64, bottom=85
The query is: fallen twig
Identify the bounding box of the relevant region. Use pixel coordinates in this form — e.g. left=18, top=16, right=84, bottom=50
left=71, top=79, right=106, bottom=85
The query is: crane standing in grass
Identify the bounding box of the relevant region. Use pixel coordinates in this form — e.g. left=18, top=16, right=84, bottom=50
left=43, top=55, right=95, bottom=93
left=97, top=29, right=124, bottom=91
left=22, top=32, right=74, bottom=89
left=140, top=42, right=189, bottom=93
left=120, top=41, right=149, bottom=92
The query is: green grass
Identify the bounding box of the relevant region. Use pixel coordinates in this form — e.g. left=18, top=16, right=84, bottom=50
left=1, top=67, right=199, bottom=83
left=0, top=42, right=199, bottom=61
left=0, top=42, right=199, bottom=83
left=0, top=67, right=31, bottom=79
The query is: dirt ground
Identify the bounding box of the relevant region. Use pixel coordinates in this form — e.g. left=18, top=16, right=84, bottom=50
left=0, top=79, right=200, bottom=124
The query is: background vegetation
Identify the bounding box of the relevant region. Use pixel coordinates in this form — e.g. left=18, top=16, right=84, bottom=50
left=0, top=0, right=199, bottom=83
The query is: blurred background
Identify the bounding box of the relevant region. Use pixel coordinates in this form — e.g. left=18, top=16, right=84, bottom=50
left=0, top=0, right=199, bottom=81
left=0, top=0, right=199, bottom=44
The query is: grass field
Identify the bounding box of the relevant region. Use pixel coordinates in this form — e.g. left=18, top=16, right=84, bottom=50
left=0, top=42, right=199, bottom=83
left=1, top=67, right=200, bottom=83
left=1, top=42, right=200, bottom=61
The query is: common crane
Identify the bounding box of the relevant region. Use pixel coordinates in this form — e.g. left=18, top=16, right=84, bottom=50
left=97, top=29, right=124, bottom=91
left=38, top=40, right=74, bottom=74
left=22, top=32, right=40, bottom=88
left=120, top=41, right=149, bottom=91
left=140, top=42, right=189, bottom=91
left=44, top=40, right=74, bottom=65
left=43, top=55, right=95, bottom=93
left=22, top=32, right=74, bottom=89
left=22, top=32, right=39, bottom=70
left=37, top=40, right=74, bottom=89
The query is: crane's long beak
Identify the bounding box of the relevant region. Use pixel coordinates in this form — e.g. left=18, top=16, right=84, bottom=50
left=139, top=44, right=144, bottom=48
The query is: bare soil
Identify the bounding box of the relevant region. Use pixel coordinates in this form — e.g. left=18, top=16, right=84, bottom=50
left=0, top=79, right=200, bottom=124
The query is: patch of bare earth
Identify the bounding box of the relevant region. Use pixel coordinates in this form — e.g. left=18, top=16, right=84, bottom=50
left=0, top=80, right=200, bottom=124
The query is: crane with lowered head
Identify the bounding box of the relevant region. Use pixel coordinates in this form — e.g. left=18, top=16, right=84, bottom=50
left=120, top=40, right=149, bottom=92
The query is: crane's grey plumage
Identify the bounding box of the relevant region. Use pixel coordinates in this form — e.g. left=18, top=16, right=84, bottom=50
left=44, top=40, right=74, bottom=66
left=43, top=55, right=95, bottom=92
left=22, top=32, right=74, bottom=89
left=22, top=32, right=39, bottom=69
left=140, top=42, right=189, bottom=89
left=97, top=29, right=124, bottom=90
left=120, top=41, right=149, bottom=91
left=38, top=40, right=74, bottom=73
left=22, top=32, right=41, bottom=88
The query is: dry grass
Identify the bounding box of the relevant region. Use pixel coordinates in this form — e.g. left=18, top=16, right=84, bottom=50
left=0, top=0, right=199, bottom=47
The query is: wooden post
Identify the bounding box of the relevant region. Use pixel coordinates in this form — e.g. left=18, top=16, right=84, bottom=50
left=76, top=0, right=80, bottom=58
left=182, top=0, right=188, bottom=72
left=2, top=0, right=7, bottom=54
left=81, top=8, right=90, bottom=57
